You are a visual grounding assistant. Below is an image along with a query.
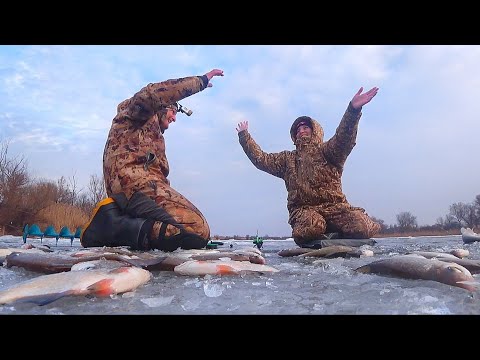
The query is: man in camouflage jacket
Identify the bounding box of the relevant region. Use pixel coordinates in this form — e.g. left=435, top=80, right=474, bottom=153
left=81, top=69, right=224, bottom=251
left=236, top=87, right=381, bottom=247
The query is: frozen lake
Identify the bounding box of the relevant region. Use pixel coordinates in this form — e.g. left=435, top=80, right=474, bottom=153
left=0, top=234, right=479, bottom=315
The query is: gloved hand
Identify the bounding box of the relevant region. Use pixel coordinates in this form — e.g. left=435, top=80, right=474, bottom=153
left=153, top=229, right=208, bottom=252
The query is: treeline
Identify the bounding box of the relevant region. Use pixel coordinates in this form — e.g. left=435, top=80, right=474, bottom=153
left=370, top=195, right=480, bottom=235
left=0, top=140, right=105, bottom=236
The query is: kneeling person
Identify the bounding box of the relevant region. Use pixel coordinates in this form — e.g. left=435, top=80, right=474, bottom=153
left=81, top=69, right=225, bottom=251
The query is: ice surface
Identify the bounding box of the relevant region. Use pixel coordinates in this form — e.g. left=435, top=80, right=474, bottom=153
left=0, top=234, right=479, bottom=314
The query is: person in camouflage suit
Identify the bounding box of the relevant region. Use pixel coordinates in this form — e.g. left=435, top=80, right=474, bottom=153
left=236, top=87, right=381, bottom=247
left=81, top=69, right=224, bottom=251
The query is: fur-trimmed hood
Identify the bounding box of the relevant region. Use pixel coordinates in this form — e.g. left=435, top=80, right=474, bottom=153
left=289, top=116, right=324, bottom=145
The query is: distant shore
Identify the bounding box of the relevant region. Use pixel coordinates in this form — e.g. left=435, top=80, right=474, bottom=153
left=211, top=229, right=466, bottom=241
left=1, top=228, right=467, bottom=242
left=373, top=229, right=464, bottom=238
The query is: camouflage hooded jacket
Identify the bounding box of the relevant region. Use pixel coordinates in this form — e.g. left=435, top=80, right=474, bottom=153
left=103, top=75, right=209, bottom=197
left=238, top=103, right=362, bottom=213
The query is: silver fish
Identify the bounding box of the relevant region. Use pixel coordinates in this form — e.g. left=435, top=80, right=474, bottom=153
left=4, top=251, right=166, bottom=273
left=278, top=248, right=315, bottom=257
left=70, top=259, right=130, bottom=271
left=356, top=255, right=476, bottom=291
left=0, top=248, right=49, bottom=264
left=407, top=251, right=460, bottom=260
left=161, top=248, right=266, bottom=265
left=450, top=249, right=469, bottom=258
left=0, top=266, right=152, bottom=305
left=299, top=245, right=373, bottom=258
left=174, top=259, right=279, bottom=276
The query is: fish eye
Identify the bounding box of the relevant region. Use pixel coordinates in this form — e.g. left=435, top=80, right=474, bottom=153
left=447, top=266, right=462, bottom=273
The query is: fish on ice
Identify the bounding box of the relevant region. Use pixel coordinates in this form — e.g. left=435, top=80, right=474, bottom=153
left=173, top=259, right=279, bottom=276
left=355, top=255, right=476, bottom=291
left=0, top=266, right=152, bottom=305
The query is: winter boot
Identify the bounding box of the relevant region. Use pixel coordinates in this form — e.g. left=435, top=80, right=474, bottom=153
left=80, top=198, right=154, bottom=250
left=110, top=191, right=208, bottom=252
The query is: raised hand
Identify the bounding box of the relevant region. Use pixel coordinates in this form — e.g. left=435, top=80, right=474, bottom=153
left=351, top=86, right=379, bottom=110
left=204, top=69, right=224, bottom=88
left=236, top=121, right=249, bottom=133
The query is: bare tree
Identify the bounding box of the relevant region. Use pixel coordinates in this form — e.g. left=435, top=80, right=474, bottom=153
left=72, top=174, right=107, bottom=215
left=371, top=216, right=387, bottom=232
left=463, top=203, right=478, bottom=228
left=88, top=174, right=106, bottom=205
left=75, top=192, right=94, bottom=216
left=67, top=172, right=83, bottom=206
left=0, top=139, right=30, bottom=233
left=23, top=180, right=59, bottom=213
left=449, top=202, right=466, bottom=224
left=435, top=216, right=444, bottom=228
left=436, top=214, right=460, bottom=230
left=475, top=194, right=480, bottom=219
left=396, top=211, right=417, bottom=231
left=0, top=140, right=29, bottom=198
left=56, top=176, right=71, bottom=204
left=449, top=202, right=478, bottom=228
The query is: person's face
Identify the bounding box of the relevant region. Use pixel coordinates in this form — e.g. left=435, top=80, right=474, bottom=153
left=296, top=124, right=312, bottom=140
left=159, top=107, right=177, bottom=131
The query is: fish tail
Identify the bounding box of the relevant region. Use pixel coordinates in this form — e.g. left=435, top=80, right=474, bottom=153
left=9, top=291, right=72, bottom=306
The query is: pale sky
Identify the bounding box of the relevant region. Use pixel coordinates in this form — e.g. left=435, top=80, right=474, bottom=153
left=1, top=45, right=479, bottom=237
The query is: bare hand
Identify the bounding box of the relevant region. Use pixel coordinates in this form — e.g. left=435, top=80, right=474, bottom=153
left=236, top=121, right=248, bottom=132
left=351, top=86, right=379, bottom=110
left=204, top=69, right=224, bottom=88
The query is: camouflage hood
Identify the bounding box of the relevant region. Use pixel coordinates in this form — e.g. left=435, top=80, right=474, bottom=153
left=116, top=98, right=171, bottom=133
left=289, top=116, right=324, bottom=146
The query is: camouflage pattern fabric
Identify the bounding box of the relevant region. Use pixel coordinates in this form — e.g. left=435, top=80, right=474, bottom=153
left=103, top=75, right=210, bottom=240
left=238, top=102, right=380, bottom=246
